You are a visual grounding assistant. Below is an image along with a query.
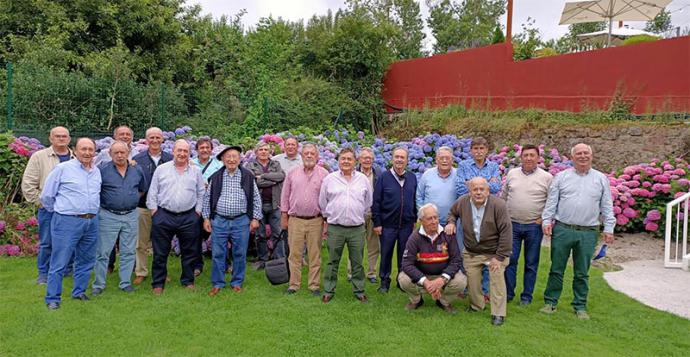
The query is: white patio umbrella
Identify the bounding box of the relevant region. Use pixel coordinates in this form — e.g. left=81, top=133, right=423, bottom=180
left=559, top=0, right=673, bottom=47
left=577, top=27, right=657, bottom=46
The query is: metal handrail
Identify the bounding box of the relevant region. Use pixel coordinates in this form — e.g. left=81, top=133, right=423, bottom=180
left=664, top=191, right=690, bottom=269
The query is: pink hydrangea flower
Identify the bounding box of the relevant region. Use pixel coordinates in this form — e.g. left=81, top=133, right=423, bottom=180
left=25, top=217, right=38, bottom=226
left=616, top=215, right=629, bottom=226
left=622, top=180, right=640, bottom=188
left=6, top=245, right=20, bottom=256
left=632, top=174, right=641, bottom=181
left=622, top=207, right=637, bottom=218
left=675, top=191, right=688, bottom=199
left=647, top=210, right=662, bottom=221
left=15, top=222, right=25, bottom=230
left=645, top=222, right=659, bottom=232
left=642, top=181, right=652, bottom=188
left=613, top=206, right=622, bottom=215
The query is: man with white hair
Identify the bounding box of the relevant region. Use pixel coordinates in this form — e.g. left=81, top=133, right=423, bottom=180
left=398, top=203, right=467, bottom=313
left=540, top=143, right=615, bottom=320
left=22, top=126, right=74, bottom=285
left=132, top=127, right=172, bottom=285
left=416, top=146, right=458, bottom=227
left=446, top=177, right=512, bottom=326
left=146, top=139, right=205, bottom=294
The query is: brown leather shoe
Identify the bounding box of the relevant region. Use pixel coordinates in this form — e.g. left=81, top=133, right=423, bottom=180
left=232, top=286, right=242, bottom=293
left=185, top=284, right=195, bottom=291
left=356, top=295, right=369, bottom=304
left=133, top=276, right=146, bottom=285
left=405, top=298, right=424, bottom=311
left=208, top=287, right=221, bottom=297
left=436, top=300, right=457, bottom=314
left=322, top=295, right=333, bottom=304
left=152, top=287, right=163, bottom=295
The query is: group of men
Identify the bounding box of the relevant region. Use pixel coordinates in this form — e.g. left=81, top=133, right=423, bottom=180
left=23, top=126, right=615, bottom=327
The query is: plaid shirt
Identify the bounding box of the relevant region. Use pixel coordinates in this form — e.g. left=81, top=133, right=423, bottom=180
left=202, top=169, right=262, bottom=220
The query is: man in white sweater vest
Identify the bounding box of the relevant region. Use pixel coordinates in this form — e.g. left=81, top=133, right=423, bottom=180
left=501, top=144, right=553, bottom=305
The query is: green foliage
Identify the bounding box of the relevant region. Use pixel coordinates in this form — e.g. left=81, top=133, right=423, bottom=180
left=621, top=34, right=660, bottom=46
left=535, top=48, right=558, bottom=58
left=427, top=0, right=506, bottom=53
left=644, top=9, right=672, bottom=34
left=0, top=132, right=26, bottom=208
left=554, top=22, right=607, bottom=53
left=512, top=18, right=542, bottom=61
left=491, top=24, right=505, bottom=44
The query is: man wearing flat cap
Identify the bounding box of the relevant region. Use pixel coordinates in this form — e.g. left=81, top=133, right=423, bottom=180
left=203, top=145, right=263, bottom=296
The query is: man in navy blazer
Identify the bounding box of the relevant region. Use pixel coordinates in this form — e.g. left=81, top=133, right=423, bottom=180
left=372, top=147, right=417, bottom=293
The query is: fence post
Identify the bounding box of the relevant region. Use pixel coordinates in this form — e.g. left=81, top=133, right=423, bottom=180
left=6, top=62, right=13, bottom=131
left=158, top=82, right=166, bottom=129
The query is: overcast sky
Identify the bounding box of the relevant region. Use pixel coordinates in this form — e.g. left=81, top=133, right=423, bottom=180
left=189, top=0, right=690, bottom=52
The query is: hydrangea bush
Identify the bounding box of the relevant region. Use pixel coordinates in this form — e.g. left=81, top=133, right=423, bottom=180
left=3, top=126, right=689, bottom=255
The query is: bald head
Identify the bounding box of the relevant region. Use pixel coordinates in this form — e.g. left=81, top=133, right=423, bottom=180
left=468, top=176, right=490, bottom=205
left=173, top=139, right=190, bottom=167
left=571, top=143, right=594, bottom=173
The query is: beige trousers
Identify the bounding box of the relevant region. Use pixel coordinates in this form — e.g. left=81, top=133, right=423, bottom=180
left=135, top=208, right=152, bottom=277
left=287, top=217, right=323, bottom=291
left=398, top=271, right=467, bottom=306
left=464, top=252, right=510, bottom=317
left=347, top=216, right=379, bottom=278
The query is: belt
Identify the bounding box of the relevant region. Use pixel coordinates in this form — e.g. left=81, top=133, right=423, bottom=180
left=218, top=213, right=245, bottom=220
left=556, top=221, right=599, bottom=232
left=161, top=208, right=195, bottom=216
left=72, top=213, right=96, bottom=219
left=104, top=208, right=136, bottom=215
left=292, top=214, right=322, bottom=220
left=330, top=223, right=363, bottom=228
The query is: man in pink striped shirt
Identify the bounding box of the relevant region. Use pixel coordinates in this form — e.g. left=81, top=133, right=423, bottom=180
left=318, top=147, right=373, bottom=303
left=280, top=143, right=329, bottom=296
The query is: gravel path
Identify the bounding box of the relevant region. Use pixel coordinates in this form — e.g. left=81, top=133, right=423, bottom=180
left=603, top=260, right=690, bottom=319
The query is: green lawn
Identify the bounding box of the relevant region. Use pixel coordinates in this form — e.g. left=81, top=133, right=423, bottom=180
left=1, top=249, right=688, bottom=356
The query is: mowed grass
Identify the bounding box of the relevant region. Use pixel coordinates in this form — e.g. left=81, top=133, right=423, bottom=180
left=1, top=248, right=689, bottom=356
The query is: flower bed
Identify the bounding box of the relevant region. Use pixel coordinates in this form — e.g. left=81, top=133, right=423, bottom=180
left=2, top=127, right=688, bottom=256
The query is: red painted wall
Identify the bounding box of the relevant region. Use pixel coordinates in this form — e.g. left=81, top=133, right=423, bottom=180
left=382, top=36, right=690, bottom=114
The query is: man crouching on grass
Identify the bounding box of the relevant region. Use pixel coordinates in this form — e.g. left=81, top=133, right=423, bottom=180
left=398, top=203, right=466, bottom=314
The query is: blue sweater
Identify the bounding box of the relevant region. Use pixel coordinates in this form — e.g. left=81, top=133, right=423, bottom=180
left=372, top=170, right=417, bottom=228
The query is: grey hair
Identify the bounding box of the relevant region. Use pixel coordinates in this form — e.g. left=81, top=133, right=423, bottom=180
left=359, top=147, right=374, bottom=156
left=418, top=203, right=438, bottom=220
left=255, top=141, right=271, bottom=151
left=570, top=143, right=593, bottom=156
left=467, top=176, right=489, bottom=190
left=392, top=146, right=409, bottom=157
left=301, top=142, right=318, bottom=152
left=113, top=125, right=133, bottom=137
left=110, top=140, right=130, bottom=153
left=145, top=127, right=163, bottom=138
left=436, top=146, right=453, bottom=156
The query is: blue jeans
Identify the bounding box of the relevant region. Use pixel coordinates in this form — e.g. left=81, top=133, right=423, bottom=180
left=505, top=222, right=543, bottom=303
left=93, top=209, right=138, bottom=290
left=211, top=215, right=250, bottom=288
left=45, top=213, right=99, bottom=304
left=37, top=208, right=53, bottom=278
left=257, top=206, right=284, bottom=261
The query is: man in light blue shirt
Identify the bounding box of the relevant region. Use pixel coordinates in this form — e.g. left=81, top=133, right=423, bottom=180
left=456, top=137, right=502, bottom=197
left=416, top=146, right=458, bottom=226
left=41, top=138, right=102, bottom=310
left=540, top=143, right=615, bottom=320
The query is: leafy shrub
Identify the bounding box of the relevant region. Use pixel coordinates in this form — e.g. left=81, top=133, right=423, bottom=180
left=621, top=35, right=659, bottom=46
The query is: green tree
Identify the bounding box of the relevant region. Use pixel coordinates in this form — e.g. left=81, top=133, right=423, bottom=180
left=426, top=0, right=506, bottom=53
left=491, top=24, right=505, bottom=44
left=512, top=18, right=542, bottom=60
left=554, top=22, right=606, bottom=53
left=644, top=8, right=672, bottom=34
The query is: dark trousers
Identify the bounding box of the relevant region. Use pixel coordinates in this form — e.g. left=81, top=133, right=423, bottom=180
left=194, top=220, right=207, bottom=271
left=505, top=222, right=543, bottom=303
left=378, top=224, right=414, bottom=287
left=150, top=209, right=200, bottom=288
left=256, top=204, right=284, bottom=262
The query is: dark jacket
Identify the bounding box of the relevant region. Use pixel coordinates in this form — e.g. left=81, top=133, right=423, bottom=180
left=401, top=228, right=462, bottom=283
left=132, top=150, right=173, bottom=208
left=447, top=195, right=513, bottom=261
left=244, top=159, right=285, bottom=210
left=372, top=170, right=417, bottom=228
left=207, top=166, right=255, bottom=220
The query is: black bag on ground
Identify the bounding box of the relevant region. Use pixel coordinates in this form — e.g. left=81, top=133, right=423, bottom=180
left=265, top=230, right=290, bottom=285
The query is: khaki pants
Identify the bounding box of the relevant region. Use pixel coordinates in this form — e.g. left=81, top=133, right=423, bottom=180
left=287, top=217, right=323, bottom=291
left=347, top=216, right=378, bottom=278
left=135, top=207, right=152, bottom=277
left=398, top=271, right=467, bottom=306
left=464, top=252, right=509, bottom=317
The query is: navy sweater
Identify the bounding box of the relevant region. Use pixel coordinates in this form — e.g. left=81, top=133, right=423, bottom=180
left=372, top=170, right=417, bottom=228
